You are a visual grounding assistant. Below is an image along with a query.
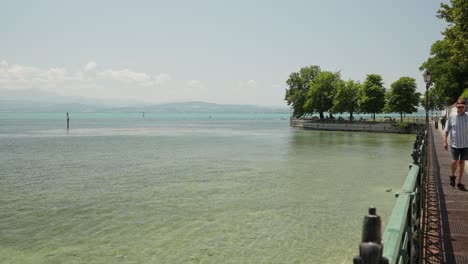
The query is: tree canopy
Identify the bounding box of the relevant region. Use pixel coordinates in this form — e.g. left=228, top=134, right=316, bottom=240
left=385, top=77, right=421, bottom=122
left=422, top=86, right=449, bottom=112
left=284, top=65, right=321, bottom=117
left=304, top=71, right=341, bottom=119
left=331, top=80, right=360, bottom=121
left=420, top=0, right=468, bottom=105
left=284, top=67, right=421, bottom=121
left=358, top=74, right=386, bottom=121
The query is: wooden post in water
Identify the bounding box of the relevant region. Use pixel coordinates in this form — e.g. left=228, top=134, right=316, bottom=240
left=66, top=112, right=70, bottom=132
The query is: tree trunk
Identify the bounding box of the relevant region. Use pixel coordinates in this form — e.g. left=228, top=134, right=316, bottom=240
left=400, top=112, right=403, bottom=122
left=319, top=112, right=324, bottom=120
left=350, top=112, right=354, bottom=123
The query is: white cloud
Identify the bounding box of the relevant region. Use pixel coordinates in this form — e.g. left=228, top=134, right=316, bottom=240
left=187, top=80, right=204, bottom=89
left=154, top=73, right=171, bottom=85
left=84, top=61, right=97, bottom=72
left=237, top=79, right=257, bottom=89
left=42, top=68, right=69, bottom=81
left=0, top=63, right=286, bottom=105
left=0, top=61, right=173, bottom=101
left=246, top=80, right=257, bottom=88
left=99, top=69, right=150, bottom=83
left=8, top=65, right=41, bottom=78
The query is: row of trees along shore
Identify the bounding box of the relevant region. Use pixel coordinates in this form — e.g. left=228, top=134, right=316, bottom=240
left=284, top=66, right=420, bottom=122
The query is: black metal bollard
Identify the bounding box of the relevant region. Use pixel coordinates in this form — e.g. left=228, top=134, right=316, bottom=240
left=411, top=128, right=425, bottom=164
left=353, top=207, right=389, bottom=264
left=411, top=142, right=420, bottom=164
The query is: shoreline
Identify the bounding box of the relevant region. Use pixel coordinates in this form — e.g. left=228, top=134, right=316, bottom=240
left=290, top=118, right=423, bottom=134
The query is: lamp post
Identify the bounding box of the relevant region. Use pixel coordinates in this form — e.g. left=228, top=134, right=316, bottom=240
left=423, top=70, right=432, bottom=124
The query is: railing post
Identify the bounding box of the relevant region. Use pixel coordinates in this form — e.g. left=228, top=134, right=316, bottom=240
left=354, top=207, right=389, bottom=264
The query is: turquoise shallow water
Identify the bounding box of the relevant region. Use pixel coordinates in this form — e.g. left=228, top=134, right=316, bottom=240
left=0, top=113, right=414, bottom=263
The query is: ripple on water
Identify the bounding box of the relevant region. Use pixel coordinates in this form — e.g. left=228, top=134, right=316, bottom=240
left=0, top=118, right=413, bottom=263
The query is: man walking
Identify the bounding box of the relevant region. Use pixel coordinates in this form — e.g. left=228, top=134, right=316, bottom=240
left=441, top=115, right=447, bottom=129
left=444, top=99, right=468, bottom=190
left=434, top=114, right=440, bottom=129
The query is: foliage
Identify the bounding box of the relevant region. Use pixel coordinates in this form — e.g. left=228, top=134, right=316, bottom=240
left=284, top=70, right=421, bottom=123
left=284, top=65, right=321, bottom=117
left=304, top=71, right=341, bottom=119
left=358, top=74, right=386, bottom=121
left=393, top=122, right=412, bottom=132
left=420, top=0, right=468, bottom=104
left=421, top=86, right=449, bottom=112
left=385, top=77, right=421, bottom=122
left=331, top=80, right=361, bottom=121
left=458, top=88, right=468, bottom=100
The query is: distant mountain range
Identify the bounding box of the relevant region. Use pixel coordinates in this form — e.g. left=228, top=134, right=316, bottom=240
left=108, top=101, right=288, bottom=114
left=0, top=89, right=289, bottom=114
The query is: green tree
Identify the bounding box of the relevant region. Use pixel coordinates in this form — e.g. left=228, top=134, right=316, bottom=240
left=420, top=0, right=468, bottom=104
left=458, top=88, right=468, bottom=100
left=331, top=80, right=361, bottom=121
left=304, top=71, right=341, bottom=119
left=359, top=74, right=386, bottom=121
left=385, top=77, right=421, bottom=122
left=284, top=65, right=321, bottom=117
left=423, top=86, right=450, bottom=112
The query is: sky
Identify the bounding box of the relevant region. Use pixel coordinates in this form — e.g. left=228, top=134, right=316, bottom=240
left=1, top=0, right=448, bottom=107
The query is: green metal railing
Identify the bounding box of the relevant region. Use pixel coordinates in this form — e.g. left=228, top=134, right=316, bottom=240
left=354, top=126, right=427, bottom=264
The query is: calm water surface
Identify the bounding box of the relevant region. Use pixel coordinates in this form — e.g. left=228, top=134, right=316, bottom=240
left=0, top=113, right=414, bottom=263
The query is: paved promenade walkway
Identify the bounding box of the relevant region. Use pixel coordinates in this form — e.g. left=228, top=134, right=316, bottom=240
left=423, top=125, right=468, bottom=263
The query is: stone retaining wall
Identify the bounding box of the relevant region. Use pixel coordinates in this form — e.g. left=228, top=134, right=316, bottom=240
left=290, top=119, right=419, bottom=134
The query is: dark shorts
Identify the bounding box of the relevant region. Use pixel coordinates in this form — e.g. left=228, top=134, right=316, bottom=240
left=450, top=147, right=468, bottom=160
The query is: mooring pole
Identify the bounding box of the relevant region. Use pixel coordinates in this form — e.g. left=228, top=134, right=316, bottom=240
left=66, top=112, right=70, bottom=132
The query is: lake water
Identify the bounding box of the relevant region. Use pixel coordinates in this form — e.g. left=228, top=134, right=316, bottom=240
left=0, top=113, right=414, bottom=263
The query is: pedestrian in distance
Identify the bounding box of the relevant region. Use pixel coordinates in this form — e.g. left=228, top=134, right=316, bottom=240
left=444, top=99, right=468, bottom=191
left=433, top=113, right=440, bottom=129
left=441, top=115, right=447, bottom=129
